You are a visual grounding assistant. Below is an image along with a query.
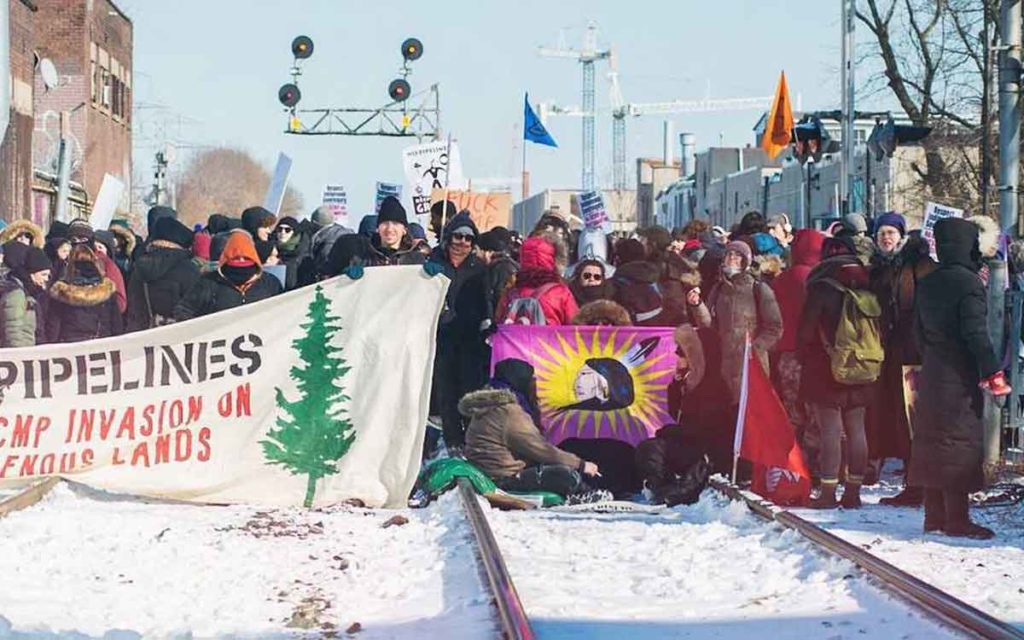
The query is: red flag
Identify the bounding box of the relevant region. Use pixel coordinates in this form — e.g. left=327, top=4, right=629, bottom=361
left=734, top=340, right=811, bottom=505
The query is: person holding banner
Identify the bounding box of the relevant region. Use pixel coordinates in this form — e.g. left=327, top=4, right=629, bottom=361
left=365, top=197, right=426, bottom=267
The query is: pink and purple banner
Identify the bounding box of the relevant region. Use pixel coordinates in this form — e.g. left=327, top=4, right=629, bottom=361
left=490, top=325, right=677, bottom=446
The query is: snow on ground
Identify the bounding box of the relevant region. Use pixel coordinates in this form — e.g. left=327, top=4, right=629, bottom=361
left=792, top=474, right=1024, bottom=630
left=485, top=491, right=961, bottom=640
left=0, top=483, right=495, bottom=639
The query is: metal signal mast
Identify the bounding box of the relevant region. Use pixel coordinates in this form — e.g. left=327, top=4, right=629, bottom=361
left=539, top=24, right=611, bottom=191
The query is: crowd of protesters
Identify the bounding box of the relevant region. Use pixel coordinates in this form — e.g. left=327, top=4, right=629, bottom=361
left=0, top=197, right=1009, bottom=537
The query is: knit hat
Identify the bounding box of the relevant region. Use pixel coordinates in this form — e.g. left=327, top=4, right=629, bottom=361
left=377, top=196, right=408, bottom=226
left=153, top=217, right=194, bottom=249
left=478, top=227, right=512, bottom=252
left=146, top=206, right=177, bottom=234
left=408, top=222, right=427, bottom=241
left=240, top=206, right=276, bottom=236
left=724, top=240, right=752, bottom=269
left=2, top=241, right=27, bottom=270
left=207, top=213, right=232, bottom=235
left=192, top=231, right=212, bottom=261
left=841, top=212, right=868, bottom=236
left=219, top=231, right=261, bottom=268
left=311, top=206, right=335, bottom=227
left=25, top=247, right=51, bottom=274
left=46, top=220, right=70, bottom=240
left=873, top=212, right=906, bottom=237
left=68, top=219, right=95, bottom=244
left=275, top=216, right=300, bottom=232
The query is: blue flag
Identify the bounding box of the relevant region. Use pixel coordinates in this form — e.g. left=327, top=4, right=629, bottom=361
left=524, top=94, right=557, bottom=147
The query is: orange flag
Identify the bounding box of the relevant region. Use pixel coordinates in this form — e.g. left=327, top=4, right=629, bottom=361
left=761, top=71, right=794, bottom=160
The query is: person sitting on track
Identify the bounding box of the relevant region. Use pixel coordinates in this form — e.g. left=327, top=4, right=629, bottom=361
left=459, top=358, right=607, bottom=502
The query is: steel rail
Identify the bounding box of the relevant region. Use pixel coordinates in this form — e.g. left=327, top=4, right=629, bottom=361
left=0, top=477, right=61, bottom=519
left=456, top=478, right=535, bottom=640
left=710, top=477, right=1024, bottom=640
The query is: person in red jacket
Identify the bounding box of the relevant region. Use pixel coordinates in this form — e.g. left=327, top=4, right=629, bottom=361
left=770, top=228, right=825, bottom=478
left=496, top=233, right=578, bottom=325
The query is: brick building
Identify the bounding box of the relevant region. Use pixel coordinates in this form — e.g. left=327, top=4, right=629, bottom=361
left=32, top=0, right=132, bottom=225
left=0, top=0, right=39, bottom=223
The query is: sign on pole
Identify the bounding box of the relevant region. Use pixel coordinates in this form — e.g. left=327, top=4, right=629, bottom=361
left=402, top=140, right=465, bottom=217
left=321, top=185, right=349, bottom=225
left=375, top=181, right=403, bottom=213
left=922, top=201, right=964, bottom=260
left=578, top=190, right=611, bottom=233
left=89, top=173, right=125, bottom=231
left=263, top=153, right=293, bottom=215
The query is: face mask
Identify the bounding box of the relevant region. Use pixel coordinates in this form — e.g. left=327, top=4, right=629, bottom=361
left=723, top=265, right=742, bottom=278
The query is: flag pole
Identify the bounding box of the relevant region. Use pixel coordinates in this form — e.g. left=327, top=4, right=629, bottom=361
left=522, top=135, right=529, bottom=201
left=441, top=132, right=453, bottom=230
left=732, top=334, right=752, bottom=485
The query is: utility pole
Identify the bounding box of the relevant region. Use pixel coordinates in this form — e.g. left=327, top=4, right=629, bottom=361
left=981, top=6, right=994, bottom=217
left=840, top=0, right=856, bottom=213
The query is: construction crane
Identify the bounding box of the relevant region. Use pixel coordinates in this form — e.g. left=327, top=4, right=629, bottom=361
left=538, top=23, right=611, bottom=191
left=538, top=94, right=773, bottom=190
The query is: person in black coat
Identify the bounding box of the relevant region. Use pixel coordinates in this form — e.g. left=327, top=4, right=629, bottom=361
left=273, top=216, right=310, bottom=290
left=425, top=211, right=491, bottom=450
left=125, top=217, right=200, bottom=331
left=477, top=226, right=518, bottom=315
left=910, top=217, right=1009, bottom=539
left=47, top=244, right=123, bottom=343
left=173, top=230, right=282, bottom=320
left=365, top=197, right=427, bottom=267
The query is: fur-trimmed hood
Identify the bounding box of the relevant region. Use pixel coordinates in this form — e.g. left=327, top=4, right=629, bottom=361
left=458, top=388, right=518, bottom=418
left=674, top=324, right=706, bottom=393
left=572, top=299, right=632, bottom=326
left=49, top=278, right=116, bottom=307
left=0, top=220, right=44, bottom=248
left=967, top=215, right=1000, bottom=258
left=109, top=224, right=137, bottom=257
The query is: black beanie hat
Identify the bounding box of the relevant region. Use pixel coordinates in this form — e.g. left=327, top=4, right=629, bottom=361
left=207, top=213, right=231, bottom=235
left=25, top=247, right=51, bottom=274
left=153, top=217, right=195, bottom=249
left=478, top=227, right=512, bottom=253
left=377, top=196, right=408, bottom=226
left=46, top=220, right=70, bottom=240
left=2, top=241, right=28, bottom=270
left=276, top=216, right=300, bottom=231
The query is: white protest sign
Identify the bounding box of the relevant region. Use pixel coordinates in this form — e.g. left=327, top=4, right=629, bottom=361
left=0, top=268, right=448, bottom=508
left=263, top=153, right=293, bottom=215
left=578, top=190, right=610, bottom=233
left=90, top=174, right=125, bottom=231
left=375, top=181, right=403, bottom=213
left=922, top=201, right=964, bottom=260
left=402, top=140, right=465, bottom=217
left=322, top=185, right=349, bottom=225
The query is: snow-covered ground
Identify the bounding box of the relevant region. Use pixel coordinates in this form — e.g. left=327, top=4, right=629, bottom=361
left=486, top=492, right=961, bottom=639
left=793, top=476, right=1024, bottom=630
left=0, top=484, right=495, bottom=639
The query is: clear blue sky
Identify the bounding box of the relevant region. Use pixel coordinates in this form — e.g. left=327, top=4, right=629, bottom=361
left=117, top=0, right=864, bottom=217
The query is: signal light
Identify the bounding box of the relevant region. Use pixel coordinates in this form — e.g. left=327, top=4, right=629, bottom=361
left=401, top=38, right=423, bottom=61
left=292, top=35, right=314, bottom=60
left=388, top=79, right=411, bottom=102
left=278, top=83, right=301, bottom=108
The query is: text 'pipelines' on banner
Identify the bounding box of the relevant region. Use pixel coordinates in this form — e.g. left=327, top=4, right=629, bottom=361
left=0, top=267, right=449, bottom=508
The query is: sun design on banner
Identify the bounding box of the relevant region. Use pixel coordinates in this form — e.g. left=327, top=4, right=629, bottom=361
left=532, top=329, right=674, bottom=445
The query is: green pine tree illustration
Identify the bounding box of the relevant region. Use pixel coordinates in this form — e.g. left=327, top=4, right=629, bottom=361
left=262, top=285, right=356, bottom=507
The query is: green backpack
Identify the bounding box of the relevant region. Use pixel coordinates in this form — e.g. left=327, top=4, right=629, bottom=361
left=821, top=280, right=884, bottom=385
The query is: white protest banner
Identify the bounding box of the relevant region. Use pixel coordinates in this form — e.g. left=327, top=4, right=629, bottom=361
left=89, top=174, right=125, bottom=231
left=922, top=201, right=964, bottom=260
left=263, top=153, right=293, bottom=215
left=402, top=140, right=465, bottom=216
left=578, top=190, right=610, bottom=233
left=322, top=185, right=349, bottom=225
left=375, top=181, right=403, bottom=213
left=0, top=268, right=448, bottom=508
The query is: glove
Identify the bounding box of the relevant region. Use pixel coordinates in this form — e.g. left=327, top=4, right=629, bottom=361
left=423, top=261, right=444, bottom=277
left=979, top=371, right=1012, bottom=397
left=343, top=264, right=364, bottom=280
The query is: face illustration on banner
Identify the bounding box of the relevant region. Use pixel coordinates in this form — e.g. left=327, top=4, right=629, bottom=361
left=526, top=331, right=673, bottom=444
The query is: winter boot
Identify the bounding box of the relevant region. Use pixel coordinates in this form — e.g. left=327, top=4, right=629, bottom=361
left=944, top=521, right=996, bottom=540
left=840, top=478, right=862, bottom=509
left=922, top=488, right=945, bottom=533
left=879, top=485, right=923, bottom=507
left=809, top=479, right=838, bottom=509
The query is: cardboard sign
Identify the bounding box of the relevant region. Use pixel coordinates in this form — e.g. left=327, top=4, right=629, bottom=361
left=90, top=174, right=125, bottom=231
left=922, top=201, right=964, bottom=260
left=429, top=189, right=511, bottom=232
left=403, top=140, right=465, bottom=216
left=263, top=153, right=293, bottom=215
left=0, top=269, right=449, bottom=508
left=322, top=185, right=349, bottom=225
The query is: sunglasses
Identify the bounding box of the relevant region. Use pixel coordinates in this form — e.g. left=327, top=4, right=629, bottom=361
left=451, top=232, right=474, bottom=242
left=581, top=273, right=603, bottom=282
left=277, top=226, right=293, bottom=234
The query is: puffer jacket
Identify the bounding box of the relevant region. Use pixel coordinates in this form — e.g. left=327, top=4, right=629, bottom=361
left=125, top=241, right=201, bottom=331
left=705, top=271, right=783, bottom=403
left=0, top=271, right=37, bottom=347
left=771, top=229, right=825, bottom=353
left=496, top=237, right=576, bottom=326
left=460, top=388, right=582, bottom=479
left=47, top=277, right=122, bottom=343
left=173, top=270, right=281, bottom=320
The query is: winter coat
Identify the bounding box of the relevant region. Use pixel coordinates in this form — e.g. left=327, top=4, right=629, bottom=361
left=704, top=271, right=782, bottom=403
left=659, top=261, right=711, bottom=328
left=125, top=242, right=201, bottom=331
left=276, top=230, right=310, bottom=291
left=46, top=277, right=122, bottom=343
left=909, top=219, right=1001, bottom=492
left=173, top=270, right=282, bottom=320
left=365, top=234, right=427, bottom=267
left=99, top=252, right=127, bottom=314
left=485, top=254, right=518, bottom=315
left=771, top=229, right=825, bottom=353
left=297, top=223, right=355, bottom=285
left=612, top=261, right=666, bottom=326
left=460, top=388, right=582, bottom=479
left=496, top=236, right=577, bottom=326
left=796, top=254, right=875, bottom=408
left=0, top=271, right=37, bottom=347
left=0, top=219, right=44, bottom=248
left=429, top=246, right=491, bottom=343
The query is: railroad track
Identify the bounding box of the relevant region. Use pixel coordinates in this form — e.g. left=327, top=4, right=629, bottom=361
left=710, top=477, right=1024, bottom=640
